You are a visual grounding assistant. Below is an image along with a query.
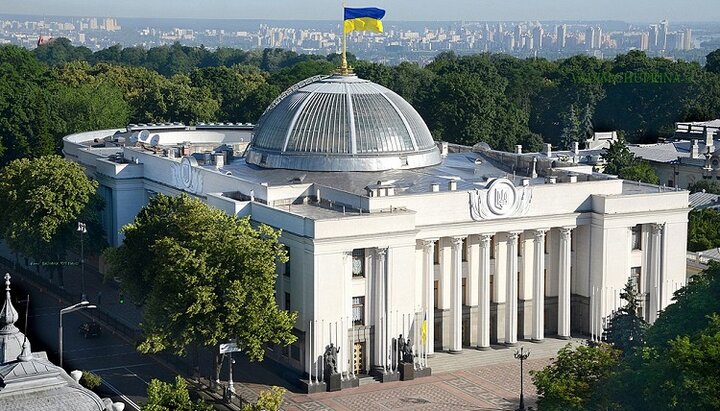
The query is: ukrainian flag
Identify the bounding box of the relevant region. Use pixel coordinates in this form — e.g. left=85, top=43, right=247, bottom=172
left=421, top=313, right=427, bottom=344
left=344, top=7, right=385, bottom=33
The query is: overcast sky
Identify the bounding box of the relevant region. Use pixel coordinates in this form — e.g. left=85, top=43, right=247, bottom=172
left=4, top=0, right=720, bottom=22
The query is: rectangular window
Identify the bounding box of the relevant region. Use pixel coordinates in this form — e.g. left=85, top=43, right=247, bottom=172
left=462, top=238, right=468, bottom=262
left=352, top=249, right=366, bottom=278
left=433, top=280, right=439, bottom=308
left=631, top=225, right=642, bottom=250
left=545, top=232, right=550, bottom=254
left=283, top=247, right=291, bottom=277
left=290, top=343, right=301, bottom=360
left=352, top=296, right=365, bottom=325
left=630, top=267, right=643, bottom=319
left=433, top=242, right=440, bottom=264
left=462, top=278, right=467, bottom=305
left=490, top=236, right=496, bottom=259
left=284, top=292, right=291, bottom=310
left=571, top=232, right=575, bottom=252
left=490, top=275, right=494, bottom=302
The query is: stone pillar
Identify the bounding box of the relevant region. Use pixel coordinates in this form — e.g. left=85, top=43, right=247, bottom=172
left=532, top=229, right=548, bottom=341
left=450, top=236, right=464, bottom=352
left=505, top=232, right=521, bottom=346
left=372, top=248, right=387, bottom=373
left=648, top=224, right=664, bottom=323
left=558, top=227, right=573, bottom=339
left=466, top=236, right=480, bottom=347
left=420, top=240, right=436, bottom=355
left=477, top=233, right=493, bottom=349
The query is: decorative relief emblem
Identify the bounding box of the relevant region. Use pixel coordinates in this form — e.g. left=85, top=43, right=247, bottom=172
left=469, top=178, right=532, bottom=220
left=173, top=156, right=203, bottom=193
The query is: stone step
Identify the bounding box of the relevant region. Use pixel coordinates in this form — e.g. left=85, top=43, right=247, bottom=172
left=358, top=375, right=379, bottom=386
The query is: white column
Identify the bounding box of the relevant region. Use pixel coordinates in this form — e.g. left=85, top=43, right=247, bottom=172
left=343, top=251, right=353, bottom=378
left=477, top=233, right=493, bottom=349
left=420, top=240, right=436, bottom=355
left=558, top=227, right=573, bottom=339
left=648, top=223, right=664, bottom=323
left=505, top=232, right=520, bottom=345
left=450, top=236, right=464, bottom=352
left=372, top=248, right=387, bottom=373
left=532, top=229, right=548, bottom=341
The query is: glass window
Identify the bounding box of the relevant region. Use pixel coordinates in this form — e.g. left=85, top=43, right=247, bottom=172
left=433, top=280, right=439, bottom=308
left=462, top=238, right=468, bottom=262
left=352, top=249, right=365, bottom=278
left=490, top=236, right=496, bottom=259
left=433, top=242, right=440, bottom=264
left=462, top=278, right=467, bottom=305
left=544, top=232, right=550, bottom=254
left=352, top=296, right=365, bottom=325
left=630, top=267, right=641, bottom=293
left=283, top=247, right=291, bottom=277
left=631, top=225, right=642, bottom=250
left=284, top=292, right=291, bottom=310
left=291, top=343, right=301, bottom=360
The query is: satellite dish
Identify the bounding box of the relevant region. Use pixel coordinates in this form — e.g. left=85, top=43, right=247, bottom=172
left=150, top=134, right=160, bottom=147
left=138, top=130, right=150, bottom=142
left=128, top=133, right=139, bottom=145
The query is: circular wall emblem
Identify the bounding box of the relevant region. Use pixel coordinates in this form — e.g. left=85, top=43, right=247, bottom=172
left=180, top=157, right=193, bottom=188
left=486, top=179, right=517, bottom=216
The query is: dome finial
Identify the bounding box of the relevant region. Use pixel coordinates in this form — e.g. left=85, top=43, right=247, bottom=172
left=0, top=273, right=19, bottom=334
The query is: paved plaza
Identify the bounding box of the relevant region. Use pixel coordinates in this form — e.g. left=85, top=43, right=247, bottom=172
left=238, top=338, right=582, bottom=411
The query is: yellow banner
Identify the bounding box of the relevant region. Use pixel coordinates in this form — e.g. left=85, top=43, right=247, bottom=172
left=344, top=17, right=383, bottom=33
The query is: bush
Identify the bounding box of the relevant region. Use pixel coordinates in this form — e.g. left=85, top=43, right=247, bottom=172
left=80, top=370, right=102, bottom=390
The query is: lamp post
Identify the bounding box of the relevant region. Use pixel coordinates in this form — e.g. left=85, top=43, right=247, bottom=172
left=514, top=346, right=531, bottom=411
left=59, top=300, right=96, bottom=368
left=77, top=222, right=87, bottom=301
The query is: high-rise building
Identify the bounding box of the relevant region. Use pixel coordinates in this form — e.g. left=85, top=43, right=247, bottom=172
left=533, top=25, right=544, bottom=50
left=556, top=24, right=567, bottom=49
left=659, top=19, right=669, bottom=50
left=648, top=25, right=659, bottom=49
left=640, top=32, right=649, bottom=51
left=684, top=28, right=693, bottom=50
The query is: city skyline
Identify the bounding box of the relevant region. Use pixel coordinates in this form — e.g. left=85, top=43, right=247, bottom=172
left=3, top=0, right=720, bottom=23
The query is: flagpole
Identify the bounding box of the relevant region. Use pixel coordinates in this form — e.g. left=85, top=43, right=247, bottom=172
left=341, top=0, right=348, bottom=74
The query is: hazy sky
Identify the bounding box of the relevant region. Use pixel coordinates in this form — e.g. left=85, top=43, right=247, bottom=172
left=4, top=0, right=720, bottom=22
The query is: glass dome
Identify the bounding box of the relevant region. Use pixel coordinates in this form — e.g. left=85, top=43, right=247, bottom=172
left=246, top=74, right=441, bottom=172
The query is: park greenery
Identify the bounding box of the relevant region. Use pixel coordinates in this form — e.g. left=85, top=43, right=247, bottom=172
left=3, top=39, right=720, bottom=166
left=104, top=194, right=297, bottom=364
left=142, top=376, right=213, bottom=411
left=532, top=262, right=720, bottom=410
left=0, top=155, right=104, bottom=279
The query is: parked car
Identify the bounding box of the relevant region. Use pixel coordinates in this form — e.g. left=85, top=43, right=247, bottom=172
left=78, top=321, right=102, bottom=339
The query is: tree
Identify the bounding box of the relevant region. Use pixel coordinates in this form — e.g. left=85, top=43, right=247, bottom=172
left=143, top=376, right=212, bottom=411
left=603, top=137, right=635, bottom=175
left=104, top=194, right=296, bottom=364
left=560, top=104, right=581, bottom=149
left=687, top=209, right=720, bottom=251
left=618, top=160, right=660, bottom=184
left=531, top=343, right=622, bottom=411
left=688, top=179, right=720, bottom=194
left=242, top=386, right=286, bottom=411
left=705, top=49, right=720, bottom=74
left=604, top=279, right=649, bottom=356
left=0, top=156, right=102, bottom=277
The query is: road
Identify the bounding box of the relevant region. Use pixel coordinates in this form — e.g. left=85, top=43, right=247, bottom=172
left=11, top=273, right=178, bottom=410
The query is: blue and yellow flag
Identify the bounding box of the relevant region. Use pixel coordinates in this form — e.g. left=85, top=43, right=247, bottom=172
left=421, top=313, right=427, bottom=344
left=344, top=7, right=385, bottom=33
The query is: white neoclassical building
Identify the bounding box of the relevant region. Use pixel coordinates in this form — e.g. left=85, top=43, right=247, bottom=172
left=63, top=74, right=689, bottom=390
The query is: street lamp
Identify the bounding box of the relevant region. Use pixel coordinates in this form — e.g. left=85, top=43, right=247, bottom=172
left=514, top=346, right=531, bottom=411
left=77, top=222, right=87, bottom=301
left=59, top=300, right=96, bottom=368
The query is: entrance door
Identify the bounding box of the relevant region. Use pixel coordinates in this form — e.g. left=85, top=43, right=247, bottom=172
left=353, top=342, right=365, bottom=375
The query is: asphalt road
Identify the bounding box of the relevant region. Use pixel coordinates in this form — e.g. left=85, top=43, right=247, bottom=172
left=12, top=274, right=178, bottom=410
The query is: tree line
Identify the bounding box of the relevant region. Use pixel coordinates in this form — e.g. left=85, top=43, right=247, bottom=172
left=4, top=39, right=720, bottom=167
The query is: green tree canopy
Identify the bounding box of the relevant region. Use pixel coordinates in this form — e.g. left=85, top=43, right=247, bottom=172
left=0, top=155, right=102, bottom=264
left=604, top=279, right=649, bottom=356
left=104, top=194, right=296, bottom=361
left=531, top=343, right=622, bottom=411
left=687, top=179, right=720, bottom=194
left=687, top=209, right=720, bottom=252
left=143, top=376, right=212, bottom=411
